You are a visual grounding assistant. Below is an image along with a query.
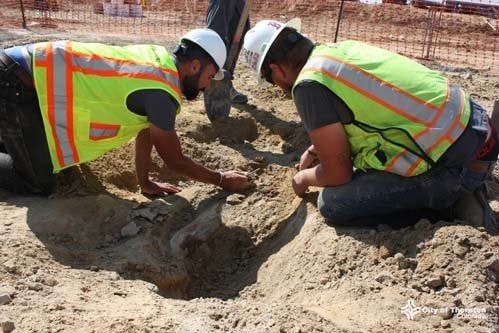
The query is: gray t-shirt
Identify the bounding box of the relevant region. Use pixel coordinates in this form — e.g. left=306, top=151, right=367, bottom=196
left=293, top=80, right=489, bottom=167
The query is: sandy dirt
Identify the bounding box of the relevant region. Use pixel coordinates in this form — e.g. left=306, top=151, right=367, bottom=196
left=0, top=28, right=498, bottom=333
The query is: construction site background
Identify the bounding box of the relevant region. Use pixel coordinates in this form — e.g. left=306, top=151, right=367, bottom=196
left=1, top=0, right=498, bottom=72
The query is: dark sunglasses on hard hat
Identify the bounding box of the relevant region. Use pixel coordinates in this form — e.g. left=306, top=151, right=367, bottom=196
left=260, top=31, right=303, bottom=84
left=173, top=43, right=187, bottom=56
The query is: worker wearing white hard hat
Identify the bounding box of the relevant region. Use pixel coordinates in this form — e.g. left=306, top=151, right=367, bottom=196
left=179, top=28, right=227, bottom=82
left=242, top=18, right=498, bottom=233
left=243, top=18, right=301, bottom=85
left=0, top=28, right=252, bottom=196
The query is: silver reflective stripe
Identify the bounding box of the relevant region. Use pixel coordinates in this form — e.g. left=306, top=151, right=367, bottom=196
left=388, top=151, right=421, bottom=175
left=305, top=56, right=438, bottom=125
left=71, top=55, right=180, bottom=91
left=304, top=55, right=466, bottom=155
left=414, top=84, right=465, bottom=149
left=35, top=49, right=46, bottom=62
left=89, top=127, right=119, bottom=139
left=51, top=41, right=76, bottom=167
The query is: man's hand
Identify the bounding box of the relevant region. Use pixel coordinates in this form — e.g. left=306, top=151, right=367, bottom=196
left=292, top=171, right=309, bottom=197
left=220, top=170, right=253, bottom=191
left=139, top=179, right=181, bottom=196
left=300, top=146, right=318, bottom=171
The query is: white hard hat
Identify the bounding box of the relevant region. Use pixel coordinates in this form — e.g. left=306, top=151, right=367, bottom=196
left=181, top=28, right=227, bottom=80
left=243, top=18, right=301, bottom=84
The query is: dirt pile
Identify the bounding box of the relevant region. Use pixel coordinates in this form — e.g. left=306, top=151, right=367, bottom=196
left=0, top=29, right=498, bottom=332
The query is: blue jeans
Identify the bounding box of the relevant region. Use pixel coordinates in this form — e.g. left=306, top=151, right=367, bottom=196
left=317, top=165, right=490, bottom=225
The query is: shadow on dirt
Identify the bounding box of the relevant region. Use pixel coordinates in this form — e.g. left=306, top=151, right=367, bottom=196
left=185, top=200, right=309, bottom=300
left=12, top=179, right=305, bottom=300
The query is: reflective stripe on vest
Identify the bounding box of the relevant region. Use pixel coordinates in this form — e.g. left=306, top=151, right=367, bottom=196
left=34, top=41, right=181, bottom=169
left=301, top=54, right=467, bottom=176
left=89, top=123, right=121, bottom=141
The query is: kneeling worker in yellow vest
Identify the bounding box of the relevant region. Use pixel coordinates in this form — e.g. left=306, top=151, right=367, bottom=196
left=243, top=18, right=498, bottom=233
left=0, top=28, right=252, bottom=195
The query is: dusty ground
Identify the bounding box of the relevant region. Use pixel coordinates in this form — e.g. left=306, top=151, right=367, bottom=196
left=0, top=28, right=498, bottom=333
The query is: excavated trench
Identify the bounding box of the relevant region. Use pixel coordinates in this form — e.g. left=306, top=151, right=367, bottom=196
left=27, top=182, right=305, bottom=300
left=26, top=113, right=307, bottom=300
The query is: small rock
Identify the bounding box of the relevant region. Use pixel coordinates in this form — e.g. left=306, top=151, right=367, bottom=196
left=439, top=307, right=453, bottom=320
left=426, top=274, right=444, bottom=289
left=0, top=293, right=12, bottom=305
left=394, top=253, right=404, bottom=261
left=455, top=235, right=470, bottom=246
left=89, top=266, right=99, bottom=272
left=446, top=277, right=457, bottom=288
left=121, top=222, right=140, bottom=238
left=374, top=271, right=394, bottom=285
left=379, top=245, right=392, bottom=259
left=483, top=252, right=494, bottom=259
left=27, top=283, right=43, bottom=291
left=133, top=209, right=158, bottom=221
left=453, top=244, right=468, bottom=258
left=1, top=320, right=15, bottom=333
left=146, top=283, right=159, bottom=293
left=484, top=257, right=499, bottom=274
left=44, top=277, right=58, bottom=287
left=441, top=320, right=451, bottom=328
left=2, top=260, right=17, bottom=274
left=226, top=194, right=245, bottom=205
left=113, top=290, right=127, bottom=297
left=446, top=288, right=462, bottom=296
left=319, top=277, right=329, bottom=285
left=209, top=313, right=223, bottom=321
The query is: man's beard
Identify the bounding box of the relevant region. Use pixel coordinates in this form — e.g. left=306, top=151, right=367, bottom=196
left=182, top=71, right=202, bottom=101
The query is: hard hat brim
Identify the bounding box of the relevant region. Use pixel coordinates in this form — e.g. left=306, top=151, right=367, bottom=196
left=256, top=18, right=302, bottom=85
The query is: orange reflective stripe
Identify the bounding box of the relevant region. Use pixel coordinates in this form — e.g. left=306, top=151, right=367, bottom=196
left=72, top=51, right=180, bottom=77
left=71, top=66, right=181, bottom=97
left=70, top=51, right=181, bottom=97
left=405, top=157, right=423, bottom=176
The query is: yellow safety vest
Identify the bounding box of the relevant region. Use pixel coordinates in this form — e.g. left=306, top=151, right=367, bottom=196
left=33, top=40, right=182, bottom=172
left=293, top=42, right=470, bottom=176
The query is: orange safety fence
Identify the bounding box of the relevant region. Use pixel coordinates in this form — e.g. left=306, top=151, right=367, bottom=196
left=1, top=0, right=498, bottom=72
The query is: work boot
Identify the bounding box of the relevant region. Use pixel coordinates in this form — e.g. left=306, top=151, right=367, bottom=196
left=452, top=185, right=498, bottom=234
left=229, top=85, right=248, bottom=104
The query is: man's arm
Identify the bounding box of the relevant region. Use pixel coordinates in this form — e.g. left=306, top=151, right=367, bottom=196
left=135, top=128, right=181, bottom=195
left=292, top=123, right=353, bottom=196
left=292, top=81, right=354, bottom=196
left=148, top=124, right=251, bottom=191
